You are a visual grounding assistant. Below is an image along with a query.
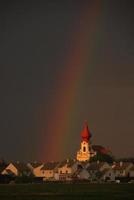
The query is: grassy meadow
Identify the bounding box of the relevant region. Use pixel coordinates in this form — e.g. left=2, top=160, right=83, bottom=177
left=0, top=183, right=134, bottom=200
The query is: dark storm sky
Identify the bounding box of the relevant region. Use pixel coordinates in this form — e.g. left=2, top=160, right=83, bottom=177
left=0, top=1, right=134, bottom=161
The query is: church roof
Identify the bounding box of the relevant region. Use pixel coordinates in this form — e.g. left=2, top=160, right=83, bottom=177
left=92, top=145, right=110, bottom=155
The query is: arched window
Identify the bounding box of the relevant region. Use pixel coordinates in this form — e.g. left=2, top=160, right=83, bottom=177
left=83, top=146, right=86, bottom=152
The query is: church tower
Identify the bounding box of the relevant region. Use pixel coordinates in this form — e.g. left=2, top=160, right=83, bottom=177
left=76, top=122, right=96, bottom=162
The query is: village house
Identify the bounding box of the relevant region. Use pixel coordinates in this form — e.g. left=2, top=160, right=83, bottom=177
left=1, top=162, right=31, bottom=176
left=129, top=165, right=134, bottom=179
left=40, top=162, right=59, bottom=180
left=76, top=168, right=90, bottom=180
left=0, top=161, right=7, bottom=175
left=71, top=162, right=89, bottom=180
left=112, top=162, right=133, bottom=178
left=27, top=162, right=44, bottom=177
left=87, top=161, right=110, bottom=173
left=71, top=161, right=115, bottom=182
left=99, top=168, right=115, bottom=182
left=58, top=159, right=78, bottom=180
left=84, top=161, right=111, bottom=181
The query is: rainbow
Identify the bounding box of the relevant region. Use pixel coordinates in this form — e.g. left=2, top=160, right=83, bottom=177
left=39, top=1, right=103, bottom=161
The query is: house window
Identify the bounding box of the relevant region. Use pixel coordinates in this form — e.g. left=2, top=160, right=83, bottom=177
left=66, top=170, right=68, bottom=174
left=60, top=170, right=62, bottom=174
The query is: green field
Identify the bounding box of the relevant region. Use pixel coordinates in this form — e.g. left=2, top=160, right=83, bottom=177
left=0, top=183, right=134, bottom=200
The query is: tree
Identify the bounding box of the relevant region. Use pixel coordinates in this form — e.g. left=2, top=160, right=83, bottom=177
left=90, top=152, right=114, bottom=163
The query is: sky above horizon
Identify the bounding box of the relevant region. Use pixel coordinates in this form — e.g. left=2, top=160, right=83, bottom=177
left=0, top=0, right=134, bottom=162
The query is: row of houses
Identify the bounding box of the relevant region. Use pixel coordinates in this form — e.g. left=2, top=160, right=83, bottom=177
left=1, top=159, right=134, bottom=183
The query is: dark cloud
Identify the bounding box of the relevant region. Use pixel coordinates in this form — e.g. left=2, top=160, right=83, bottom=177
left=0, top=1, right=134, bottom=161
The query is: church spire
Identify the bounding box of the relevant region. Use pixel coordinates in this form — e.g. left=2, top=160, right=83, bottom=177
left=76, top=121, right=96, bottom=162
left=81, top=121, right=91, bottom=142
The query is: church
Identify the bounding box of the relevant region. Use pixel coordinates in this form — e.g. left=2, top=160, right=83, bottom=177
left=76, top=122, right=96, bottom=162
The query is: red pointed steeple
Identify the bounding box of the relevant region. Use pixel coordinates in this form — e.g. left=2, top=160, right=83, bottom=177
left=81, top=121, right=91, bottom=142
